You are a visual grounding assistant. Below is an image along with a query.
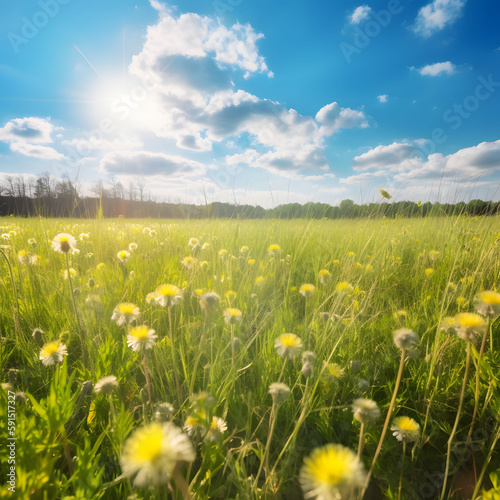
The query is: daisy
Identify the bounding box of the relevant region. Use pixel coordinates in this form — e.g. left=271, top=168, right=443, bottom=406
left=111, top=303, right=141, bottom=326
left=275, top=333, right=303, bottom=360
left=39, top=341, right=68, bottom=366
left=154, top=284, right=183, bottom=307
left=52, top=233, right=77, bottom=254
left=391, top=416, right=421, bottom=443
left=120, top=422, right=195, bottom=487
left=300, top=444, right=366, bottom=500
left=127, top=325, right=157, bottom=352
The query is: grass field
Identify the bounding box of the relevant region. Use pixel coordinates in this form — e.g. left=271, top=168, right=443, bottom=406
left=1, top=215, right=500, bottom=499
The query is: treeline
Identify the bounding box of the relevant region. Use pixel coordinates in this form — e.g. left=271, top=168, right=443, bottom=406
left=0, top=174, right=499, bottom=219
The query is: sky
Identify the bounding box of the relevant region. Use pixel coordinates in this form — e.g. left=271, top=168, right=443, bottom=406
left=0, top=0, right=499, bottom=207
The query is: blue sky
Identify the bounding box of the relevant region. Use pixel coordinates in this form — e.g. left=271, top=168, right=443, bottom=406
left=1, top=0, right=499, bottom=207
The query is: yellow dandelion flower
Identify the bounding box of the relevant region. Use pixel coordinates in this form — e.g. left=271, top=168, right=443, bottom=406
left=474, top=290, right=500, bottom=318
left=391, top=416, right=421, bottom=443
left=248, top=259, right=256, bottom=265
left=268, top=244, right=281, bottom=253
left=300, top=444, right=366, bottom=499
left=318, top=269, right=331, bottom=284
left=335, top=281, right=352, bottom=293
left=379, top=189, right=391, bottom=199
left=299, top=283, right=315, bottom=298
left=39, top=341, right=68, bottom=366
left=454, top=312, right=486, bottom=341
left=111, top=303, right=141, bottom=326
left=120, top=422, right=195, bottom=487
left=275, top=333, right=303, bottom=359
left=117, top=250, right=130, bottom=262
left=153, top=284, right=183, bottom=307
left=224, top=308, right=242, bottom=324
left=127, top=325, right=157, bottom=351
left=425, top=268, right=434, bottom=276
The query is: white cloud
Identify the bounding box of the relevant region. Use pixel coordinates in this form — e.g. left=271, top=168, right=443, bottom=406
left=62, top=136, right=143, bottom=152
left=377, top=94, right=389, bottom=103
left=0, top=117, right=59, bottom=144
left=350, top=5, right=372, bottom=24
left=412, top=0, right=466, bottom=37
left=417, top=61, right=456, bottom=76
left=9, top=142, right=66, bottom=161
left=353, top=142, right=423, bottom=172
left=100, top=150, right=206, bottom=178
left=316, top=102, right=369, bottom=135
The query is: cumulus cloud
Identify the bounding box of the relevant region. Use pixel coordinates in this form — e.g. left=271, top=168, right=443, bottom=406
left=396, top=140, right=500, bottom=181
left=350, top=5, right=372, bottom=24
left=412, top=0, right=466, bottom=37
left=9, top=142, right=66, bottom=161
left=100, top=150, right=206, bottom=177
left=417, top=61, right=456, bottom=77
left=120, top=9, right=370, bottom=173
left=377, top=94, right=389, bottom=103
left=316, top=102, right=369, bottom=135
left=353, top=142, right=423, bottom=172
left=0, top=117, right=58, bottom=144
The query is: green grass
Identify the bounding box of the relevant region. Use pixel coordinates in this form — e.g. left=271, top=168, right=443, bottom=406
left=1, top=215, right=499, bottom=499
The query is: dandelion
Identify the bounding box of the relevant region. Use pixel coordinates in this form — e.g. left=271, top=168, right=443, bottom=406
left=393, top=328, right=419, bottom=351
left=154, top=284, right=183, bottom=307
left=318, top=269, right=331, bottom=284
left=379, top=189, right=392, bottom=199
left=29, top=255, right=40, bottom=265
left=127, top=325, right=157, bottom=352
left=17, top=250, right=27, bottom=264
left=94, top=375, right=118, bottom=395
left=62, top=267, right=78, bottom=280
left=300, top=444, right=366, bottom=500
left=129, top=242, right=138, bottom=252
left=391, top=416, right=421, bottom=443
left=202, top=242, right=210, bottom=250
left=240, top=245, right=249, bottom=253
left=184, top=414, right=205, bottom=437
left=117, top=250, right=130, bottom=262
left=181, top=256, right=195, bottom=269
left=268, top=244, right=281, bottom=253
left=300, top=283, right=315, bottom=298
left=51, top=233, right=76, bottom=254
left=248, top=258, right=256, bottom=265
left=111, top=303, right=141, bottom=326
left=188, top=237, right=199, bottom=250
left=275, top=333, right=303, bottom=360
left=352, top=399, right=380, bottom=426
left=325, top=363, right=345, bottom=381
left=199, top=292, right=220, bottom=316
left=79, top=233, right=89, bottom=240
left=454, top=312, right=486, bottom=342
left=154, top=402, right=175, bottom=422
left=39, top=341, right=68, bottom=366
left=28, top=238, right=36, bottom=247
left=440, top=316, right=456, bottom=333
left=474, top=290, right=500, bottom=318
left=206, top=416, right=228, bottom=442
left=224, top=308, right=242, bottom=325
left=425, top=268, right=434, bottom=276
left=120, top=422, right=195, bottom=488
left=336, top=281, right=353, bottom=293
left=32, top=328, right=44, bottom=347
left=218, top=249, right=228, bottom=258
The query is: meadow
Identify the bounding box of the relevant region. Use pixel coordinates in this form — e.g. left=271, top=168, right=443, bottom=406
left=1, top=214, right=499, bottom=500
